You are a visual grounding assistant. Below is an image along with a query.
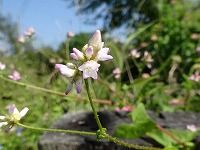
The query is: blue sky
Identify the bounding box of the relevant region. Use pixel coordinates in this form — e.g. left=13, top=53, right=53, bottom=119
left=1, top=0, right=103, bottom=48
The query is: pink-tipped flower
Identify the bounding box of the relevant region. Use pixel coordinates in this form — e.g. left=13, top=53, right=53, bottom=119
left=67, top=32, right=74, bottom=38
left=70, top=48, right=84, bottom=61
left=55, top=63, right=83, bottom=94
left=115, top=105, right=133, bottom=113
left=24, top=27, right=35, bottom=37
left=186, top=124, right=197, bottom=132
left=96, top=48, right=113, bottom=61
left=78, top=60, right=100, bottom=79
left=17, top=36, right=25, bottom=43
left=113, top=68, right=121, bottom=79
left=55, top=63, right=76, bottom=78
left=189, top=72, right=200, bottom=82
left=0, top=62, right=6, bottom=70
left=88, top=30, right=103, bottom=51
left=8, top=70, right=21, bottom=81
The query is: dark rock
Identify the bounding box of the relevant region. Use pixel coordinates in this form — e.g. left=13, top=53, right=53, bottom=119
left=38, top=110, right=200, bottom=150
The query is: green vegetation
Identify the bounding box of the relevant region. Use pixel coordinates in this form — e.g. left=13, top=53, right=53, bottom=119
left=0, top=0, right=200, bottom=149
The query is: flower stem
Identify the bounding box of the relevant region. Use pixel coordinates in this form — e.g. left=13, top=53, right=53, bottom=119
left=84, top=79, right=103, bottom=132
left=0, top=75, right=111, bottom=105
left=17, top=122, right=96, bottom=136
left=104, top=134, right=163, bottom=150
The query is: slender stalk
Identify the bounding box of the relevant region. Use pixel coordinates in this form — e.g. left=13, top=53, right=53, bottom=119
left=156, top=124, right=186, bottom=147
left=84, top=79, right=103, bottom=131
left=17, top=122, right=96, bottom=136
left=0, top=75, right=111, bottom=105
left=104, top=134, right=163, bottom=150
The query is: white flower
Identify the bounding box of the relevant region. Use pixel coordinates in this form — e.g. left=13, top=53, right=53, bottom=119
left=0, top=62, right=6, bottom=70
left=189, top=72, right=200, bottom=82
left=96, top=48, right=113, bottom=61
left=187, top=124, right=197, bottom=132
left=70, top=48, right=84, bottom=60
left=8, top=70, right=21, bottom=81
left=8, top=104, right=29, bottom=122
left=67, top=31, right=74, bottom=38
left=143, top=51, right=153, bottom=63
left=55, top=64, right=76, bottom=78
left=24, top=27, right=35, bottom=37
left=17, top=36, right=25, bottom=43
left=113, top=68, right=121, bottom=79
left=130, top=49, right=140, bottom=58
left=88, top=30, right=104, bottom=51
left=0, top=104, right=29, bottom=128
left=78, top=60, right=100, bottom=79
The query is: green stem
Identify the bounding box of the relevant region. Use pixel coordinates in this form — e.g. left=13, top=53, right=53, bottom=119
left=104, top=134, right=163, bottom=150
left=17, top=122, right=96, bottom=136
left=0, top=75, right=111, bottom=105
left=84, top=79, right=103, bottom=132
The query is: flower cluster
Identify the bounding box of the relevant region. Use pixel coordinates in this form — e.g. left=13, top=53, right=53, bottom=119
left=17, top=27, right=35, bottom=43
left=55, top=30, right=113, bottom=94
left=8, top=70, right=21, bottom=81
left=0, top=104, right=28, bottom=128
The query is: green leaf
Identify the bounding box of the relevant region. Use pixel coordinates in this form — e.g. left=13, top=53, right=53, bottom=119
left=114, top=103, right=156, bottom=138
left=147, top=128, right=197, bottom=148
left=147, top=129, right=175, bottom=146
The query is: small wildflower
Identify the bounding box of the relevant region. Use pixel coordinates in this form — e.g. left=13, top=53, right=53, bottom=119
left=17, top=36, right=25, bottom=43
left=67, top=32, right=74, bottom=38
left=143, top=51, right=153, bottom=68
left=186, top=124, right=197, bottom=132
left=140, top=42, right=148, bottom=48
left=0, top=62, right=6, bottom=70
left=115, top=105, right=132, bottom=113
left=24, top=27, right=35, bottom=37
left=56, top=30, right=113, bottom=93
left=150, top=34, right=158, bottom=42
left=113, top=68, right=121, bottom=79
left=130, top=49, right=140, bottom=58
left=78, top=60, right=100, bottom=79
left=8, top=70, right=21, bottom=81
left=191, top=33, right=199, bottom=40
left=55, top=63, right=76, bottom=78
left=196, top=46, right=200, bottom=55
left=168, top=99, right=184, bottom=106
left=0, top=104, right=29, bottom=129
left=189, top=72, right=200, bottom=82
left=142, top=73, right=150, bottom=78
left=70, top=48, right=85, bottom=61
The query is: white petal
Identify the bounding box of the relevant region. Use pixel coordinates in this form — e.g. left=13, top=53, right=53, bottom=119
left=96, top=48, right=113, bottom=61
left=0, top=116, right=5, bottom=120
left=78, top=61, right=100, bottom=80
left=88, top=30, right=101, bottom=46
left=55, top=64, right=76, bottom=77
left=73, top=48, right=84, bottom=60
left=0, top=122, right=8, bottom=128
left=19, top=107, right=29, bottom=118
left=70, top=53, right=78, bottom=60
left=85, top=47, right=94, bottom=60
